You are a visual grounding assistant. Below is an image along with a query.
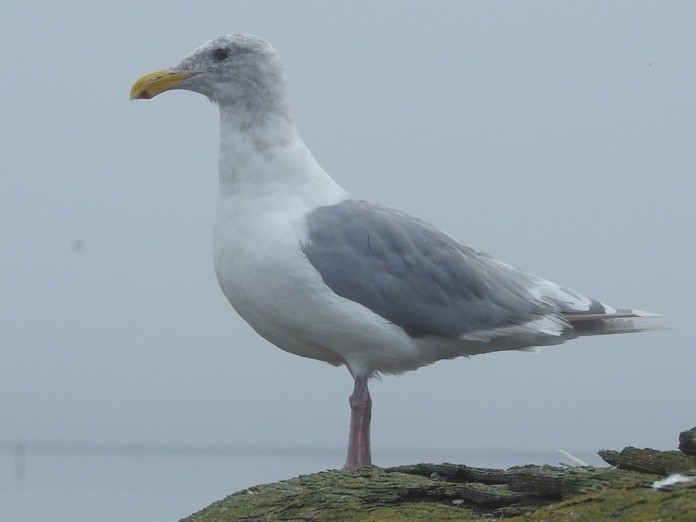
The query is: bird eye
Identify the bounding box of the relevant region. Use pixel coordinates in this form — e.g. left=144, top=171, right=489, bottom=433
left=213, top=48, right=229, bottom=61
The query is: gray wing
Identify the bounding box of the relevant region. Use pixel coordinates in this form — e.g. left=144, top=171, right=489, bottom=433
left=301, top=200, right=555, bottom=339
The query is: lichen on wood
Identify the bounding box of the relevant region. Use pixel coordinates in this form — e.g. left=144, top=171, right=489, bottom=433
left=679, top=427, right=696, bottom=457
left=598, top=446, right=696, bottom=475
left=179, top=430, right=696, bottom=522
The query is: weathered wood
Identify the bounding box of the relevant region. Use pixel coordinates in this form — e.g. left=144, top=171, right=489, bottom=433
left=387, top=462, right=631, bottom=499
left=179, top=463, right=657, bottom=521
left=180, top=467, right=487, bottom=521
left=598, top=446, right=696, bottom=474
left=679, top=427, right=696, bottom=456
left=179, top=433, right=696, bottom=521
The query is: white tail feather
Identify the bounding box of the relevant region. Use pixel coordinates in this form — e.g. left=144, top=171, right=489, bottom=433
left=564, top=309, right=668, bottom=336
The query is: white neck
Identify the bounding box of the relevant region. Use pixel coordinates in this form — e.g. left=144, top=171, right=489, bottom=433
left=217, top=104, right=348, bottom=207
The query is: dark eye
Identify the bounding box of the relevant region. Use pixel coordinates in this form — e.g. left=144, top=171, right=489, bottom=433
left=213, top=48, right=229, bottom=61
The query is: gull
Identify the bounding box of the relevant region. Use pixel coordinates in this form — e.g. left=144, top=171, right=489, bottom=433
left=131, top=35, right=659, bottom=469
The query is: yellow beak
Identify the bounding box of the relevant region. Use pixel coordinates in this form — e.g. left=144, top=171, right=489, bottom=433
left=130, top=69, right=196, bottom=100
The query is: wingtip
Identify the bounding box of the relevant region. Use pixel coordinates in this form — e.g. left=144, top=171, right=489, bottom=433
left=630, top=309, right=664, bottom=318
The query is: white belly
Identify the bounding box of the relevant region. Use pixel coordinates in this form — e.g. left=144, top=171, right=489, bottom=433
left=212, top=195, right=423, bottom=376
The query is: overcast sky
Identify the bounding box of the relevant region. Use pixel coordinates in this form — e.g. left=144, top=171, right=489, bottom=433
left=1, top=1, right=695, bottom=519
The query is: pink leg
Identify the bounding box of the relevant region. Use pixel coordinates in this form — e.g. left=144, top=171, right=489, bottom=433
left=343, top=375, right=372, bottom=469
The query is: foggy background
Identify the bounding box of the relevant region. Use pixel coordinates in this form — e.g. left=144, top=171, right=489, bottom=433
left=1, top=2, right=694, bottom=521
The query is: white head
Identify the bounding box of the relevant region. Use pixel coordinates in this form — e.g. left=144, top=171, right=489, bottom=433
left=131, top=35, right=291, bottom=124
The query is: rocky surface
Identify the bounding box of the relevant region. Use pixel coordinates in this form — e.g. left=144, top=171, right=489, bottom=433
left=179, top=429, right=696, bottom=521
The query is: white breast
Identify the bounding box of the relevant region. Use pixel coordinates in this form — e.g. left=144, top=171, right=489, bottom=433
left=213, top=189, right=433, bottom=376
left=212, top=117, right=431, bottom=376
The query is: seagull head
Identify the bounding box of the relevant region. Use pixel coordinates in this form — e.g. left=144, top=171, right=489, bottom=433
left=130, top=35, right=289, bottom=117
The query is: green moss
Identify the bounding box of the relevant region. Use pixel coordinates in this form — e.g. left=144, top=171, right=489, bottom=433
left=179, top=447, right=696, bottom=522
left=515, top=482, right=696, bottom=521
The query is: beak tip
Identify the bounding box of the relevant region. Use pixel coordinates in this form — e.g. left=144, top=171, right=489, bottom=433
left=129, top=87, right=154, bottom=101
left=130, top=69, right=192, bottom=101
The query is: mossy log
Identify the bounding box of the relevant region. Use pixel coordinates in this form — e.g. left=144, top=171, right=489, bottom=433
left=679, top=427, right=696, bottom=457
left=598, top=446, right=696, bottom=475
left=180, top=433, right=696, bottom=521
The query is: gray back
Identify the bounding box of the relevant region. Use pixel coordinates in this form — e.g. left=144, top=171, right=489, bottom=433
left=302, top=200, right=553, bottom=339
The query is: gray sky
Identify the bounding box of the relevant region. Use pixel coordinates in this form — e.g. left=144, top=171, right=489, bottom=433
left=1, top=1, right=695, bottom=518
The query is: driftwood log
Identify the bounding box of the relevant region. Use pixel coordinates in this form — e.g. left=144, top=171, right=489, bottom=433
left=180, top=428, right=696, bottom=521
left=679, top=427, right=696, bottom=457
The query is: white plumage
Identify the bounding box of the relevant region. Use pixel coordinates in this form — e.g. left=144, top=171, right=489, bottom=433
left=131, top=34, right=660, bottom=469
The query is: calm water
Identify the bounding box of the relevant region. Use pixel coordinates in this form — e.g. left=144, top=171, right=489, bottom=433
left=1, top=447, right=602, bottom=521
